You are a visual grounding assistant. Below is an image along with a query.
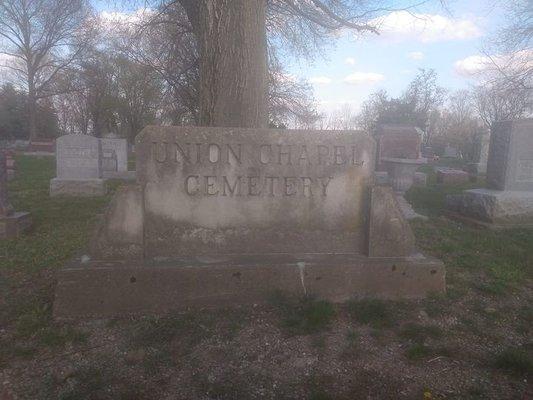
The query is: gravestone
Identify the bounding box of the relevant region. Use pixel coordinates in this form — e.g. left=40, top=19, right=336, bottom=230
left=101, top=149, right=118, bottom=173
left=0, top=152, right=31, bottom=239
left=6, top=152, right=15, bottom=181
left=374, top=124, right=421, bottom=171
left=443, top=145, right=458, bottom=158
left=447, top=119, right=533, bottom=227
left=101, top=136, right=128, bottom=172
left=50, top=134, right=106, bottom=197
left=436, top=168, right=469, bottom=185
left=474, top=132, right=490, bottom=174
left=54, top=126, right=445, bottom=318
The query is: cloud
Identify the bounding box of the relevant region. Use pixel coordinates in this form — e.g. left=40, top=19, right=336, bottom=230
left=310, top=76, right=332, bottom=85
left=371, top=11, right=482, bottom=43
left=345, top=57, right=356, bottom=66
left=343, top=72, right=385, bottom=85
left=454, top=50, right=533, bottom=77
left=408, top=51, right=424, bottom=60
left=98, top=8, right=153, bottom=33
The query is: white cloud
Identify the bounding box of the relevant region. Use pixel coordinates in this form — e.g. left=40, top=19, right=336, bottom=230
left=310, top=76, right=332, bottom=85
left=454, top=50, right=533, bottom=77
left=371, top=11, right=482, bottom=43
left=98, top=8, right=153, bottom=33
left=408, top=51, right=424, bottom=60
left=343, top=72, right=385, bottom=85
left=345, top=57, right=356, bottom=66
left=454, top=55, right=488, bottom=77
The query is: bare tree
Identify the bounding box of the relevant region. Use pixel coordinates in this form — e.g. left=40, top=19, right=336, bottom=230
left=482, top=0, right=532, bottom=90
left=473, top=81, right=531, bottom=128
left=0, top=0, right=91, bottom=141
left=175, top=0, right=437, bottom=129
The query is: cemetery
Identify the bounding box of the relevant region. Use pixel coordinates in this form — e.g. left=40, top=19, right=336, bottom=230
left=0, top=0, right=531, bottom=399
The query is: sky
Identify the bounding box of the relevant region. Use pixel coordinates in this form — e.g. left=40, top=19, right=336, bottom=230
left=91, top=0, right=507, bottom=115
left=278, top=0, right=507, bottom=114
left=1, top=0, right=508, bottom=115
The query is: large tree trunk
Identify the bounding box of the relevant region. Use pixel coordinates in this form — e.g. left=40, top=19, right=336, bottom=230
left=28, top=79, right=38, bottom=142
left=182, top=0, right=268, bottom=128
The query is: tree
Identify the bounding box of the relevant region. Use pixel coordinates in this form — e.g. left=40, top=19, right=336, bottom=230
left=176, top=0, right=424, bottom=129
left=0, top=0, right=91, bottom=141
left=473, top=81, right=531, bottom=128
left=0, top=83, right=59, bottom=139
left=355, top=69, right=445, bottom=142
left=483, top=0, right=532, bottom=90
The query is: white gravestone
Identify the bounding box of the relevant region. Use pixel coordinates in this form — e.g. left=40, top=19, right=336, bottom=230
left=50, top=134, right=106, bottom=197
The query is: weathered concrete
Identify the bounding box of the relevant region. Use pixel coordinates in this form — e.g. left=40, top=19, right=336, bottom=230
left=54, top=126, right=446, bottom=317
left=368, top=186, right=415, bottom=257
left=50, top=178, right=106, bottom=197
left=137, top=126, right=375, bottom=258
left=447, top=188, right=533, bottom=227
left=91, top=185, right=144, bottom=260
left=53, top=254, right=445, bottom=318
left=382, top=157, right=427, bottom=193
left=487, top=119, right=533, bottom=191
left=437, top=169, right=469, bottom=185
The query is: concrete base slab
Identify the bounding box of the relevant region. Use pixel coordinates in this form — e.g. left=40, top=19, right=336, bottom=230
left=446, top=188, right=533, bottom=227
left=0, top=211, right=32, bottom=239
left=396, top=195, right=428, bottom=221
left=54, top=253, right=445, bottom=319
left=103, top=170, right=136, bottom=181
left=50, top=178, right=106, bottom=197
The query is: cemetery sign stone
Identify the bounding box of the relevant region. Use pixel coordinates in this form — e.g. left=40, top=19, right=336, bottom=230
left=54, top=126, right=445, bottom=317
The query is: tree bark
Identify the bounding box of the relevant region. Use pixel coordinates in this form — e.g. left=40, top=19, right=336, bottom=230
left=28, top=76, right=38, bottom=142
left=184, top=0, right=268, bottom=128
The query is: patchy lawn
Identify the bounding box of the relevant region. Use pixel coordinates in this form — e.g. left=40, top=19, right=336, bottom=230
left=0, top=156, right=532, bottom=399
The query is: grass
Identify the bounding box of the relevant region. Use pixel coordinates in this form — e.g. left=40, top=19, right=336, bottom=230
left=1, top=155, right=533, bottom=398
left=1, top=155, right=115, bottom=361
left=406, top=171, right=533, bottom=295
left=269, top=292, right=336, bottom=335
left=398, top=323, right=443, bottom=344
left=347, top=298, right=395, bottom=328
left=493, top=347, right=533, bottom=376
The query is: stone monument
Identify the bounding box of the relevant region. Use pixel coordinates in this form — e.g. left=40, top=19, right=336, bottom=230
left=447, top=119, right=533, bottom=227
left=54, top=126, right=445, bottom=318
left=50, top=134, right=106, bottom=197
left=101, top=134, right=130, bottom=179
left=374, top=124, right=421, bottom=171
left=0, top=152, right=31, bottom=239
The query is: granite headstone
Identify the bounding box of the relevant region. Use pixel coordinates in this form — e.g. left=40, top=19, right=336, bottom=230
left=50, top=134, right=106, bottom=196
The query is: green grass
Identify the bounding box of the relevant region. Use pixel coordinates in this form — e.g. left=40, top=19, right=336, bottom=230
left=1, top=156, right=115, bottom=359
left=406, top=167, right=533, bottom=295
left=493, top=347, right=533, bottom=376
left=269, top=292, right=336, bottom=335
left=398, top=323, right=443, bottom=344
left=347, top=298, right=395, bottom=328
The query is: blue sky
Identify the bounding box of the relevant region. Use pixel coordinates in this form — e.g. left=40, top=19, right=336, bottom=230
left=280, top=0, right=506, bottom=113
left=92, top=0, right=506, bottom=114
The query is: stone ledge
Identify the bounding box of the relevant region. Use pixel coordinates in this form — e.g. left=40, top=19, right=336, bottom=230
left=0, top=211, right=32, bottom=239
left=50, top=178, right=107, bottom=197
left=446, top=188, right=533, bottom=227
left=53, top=254, right=445, bottom=319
